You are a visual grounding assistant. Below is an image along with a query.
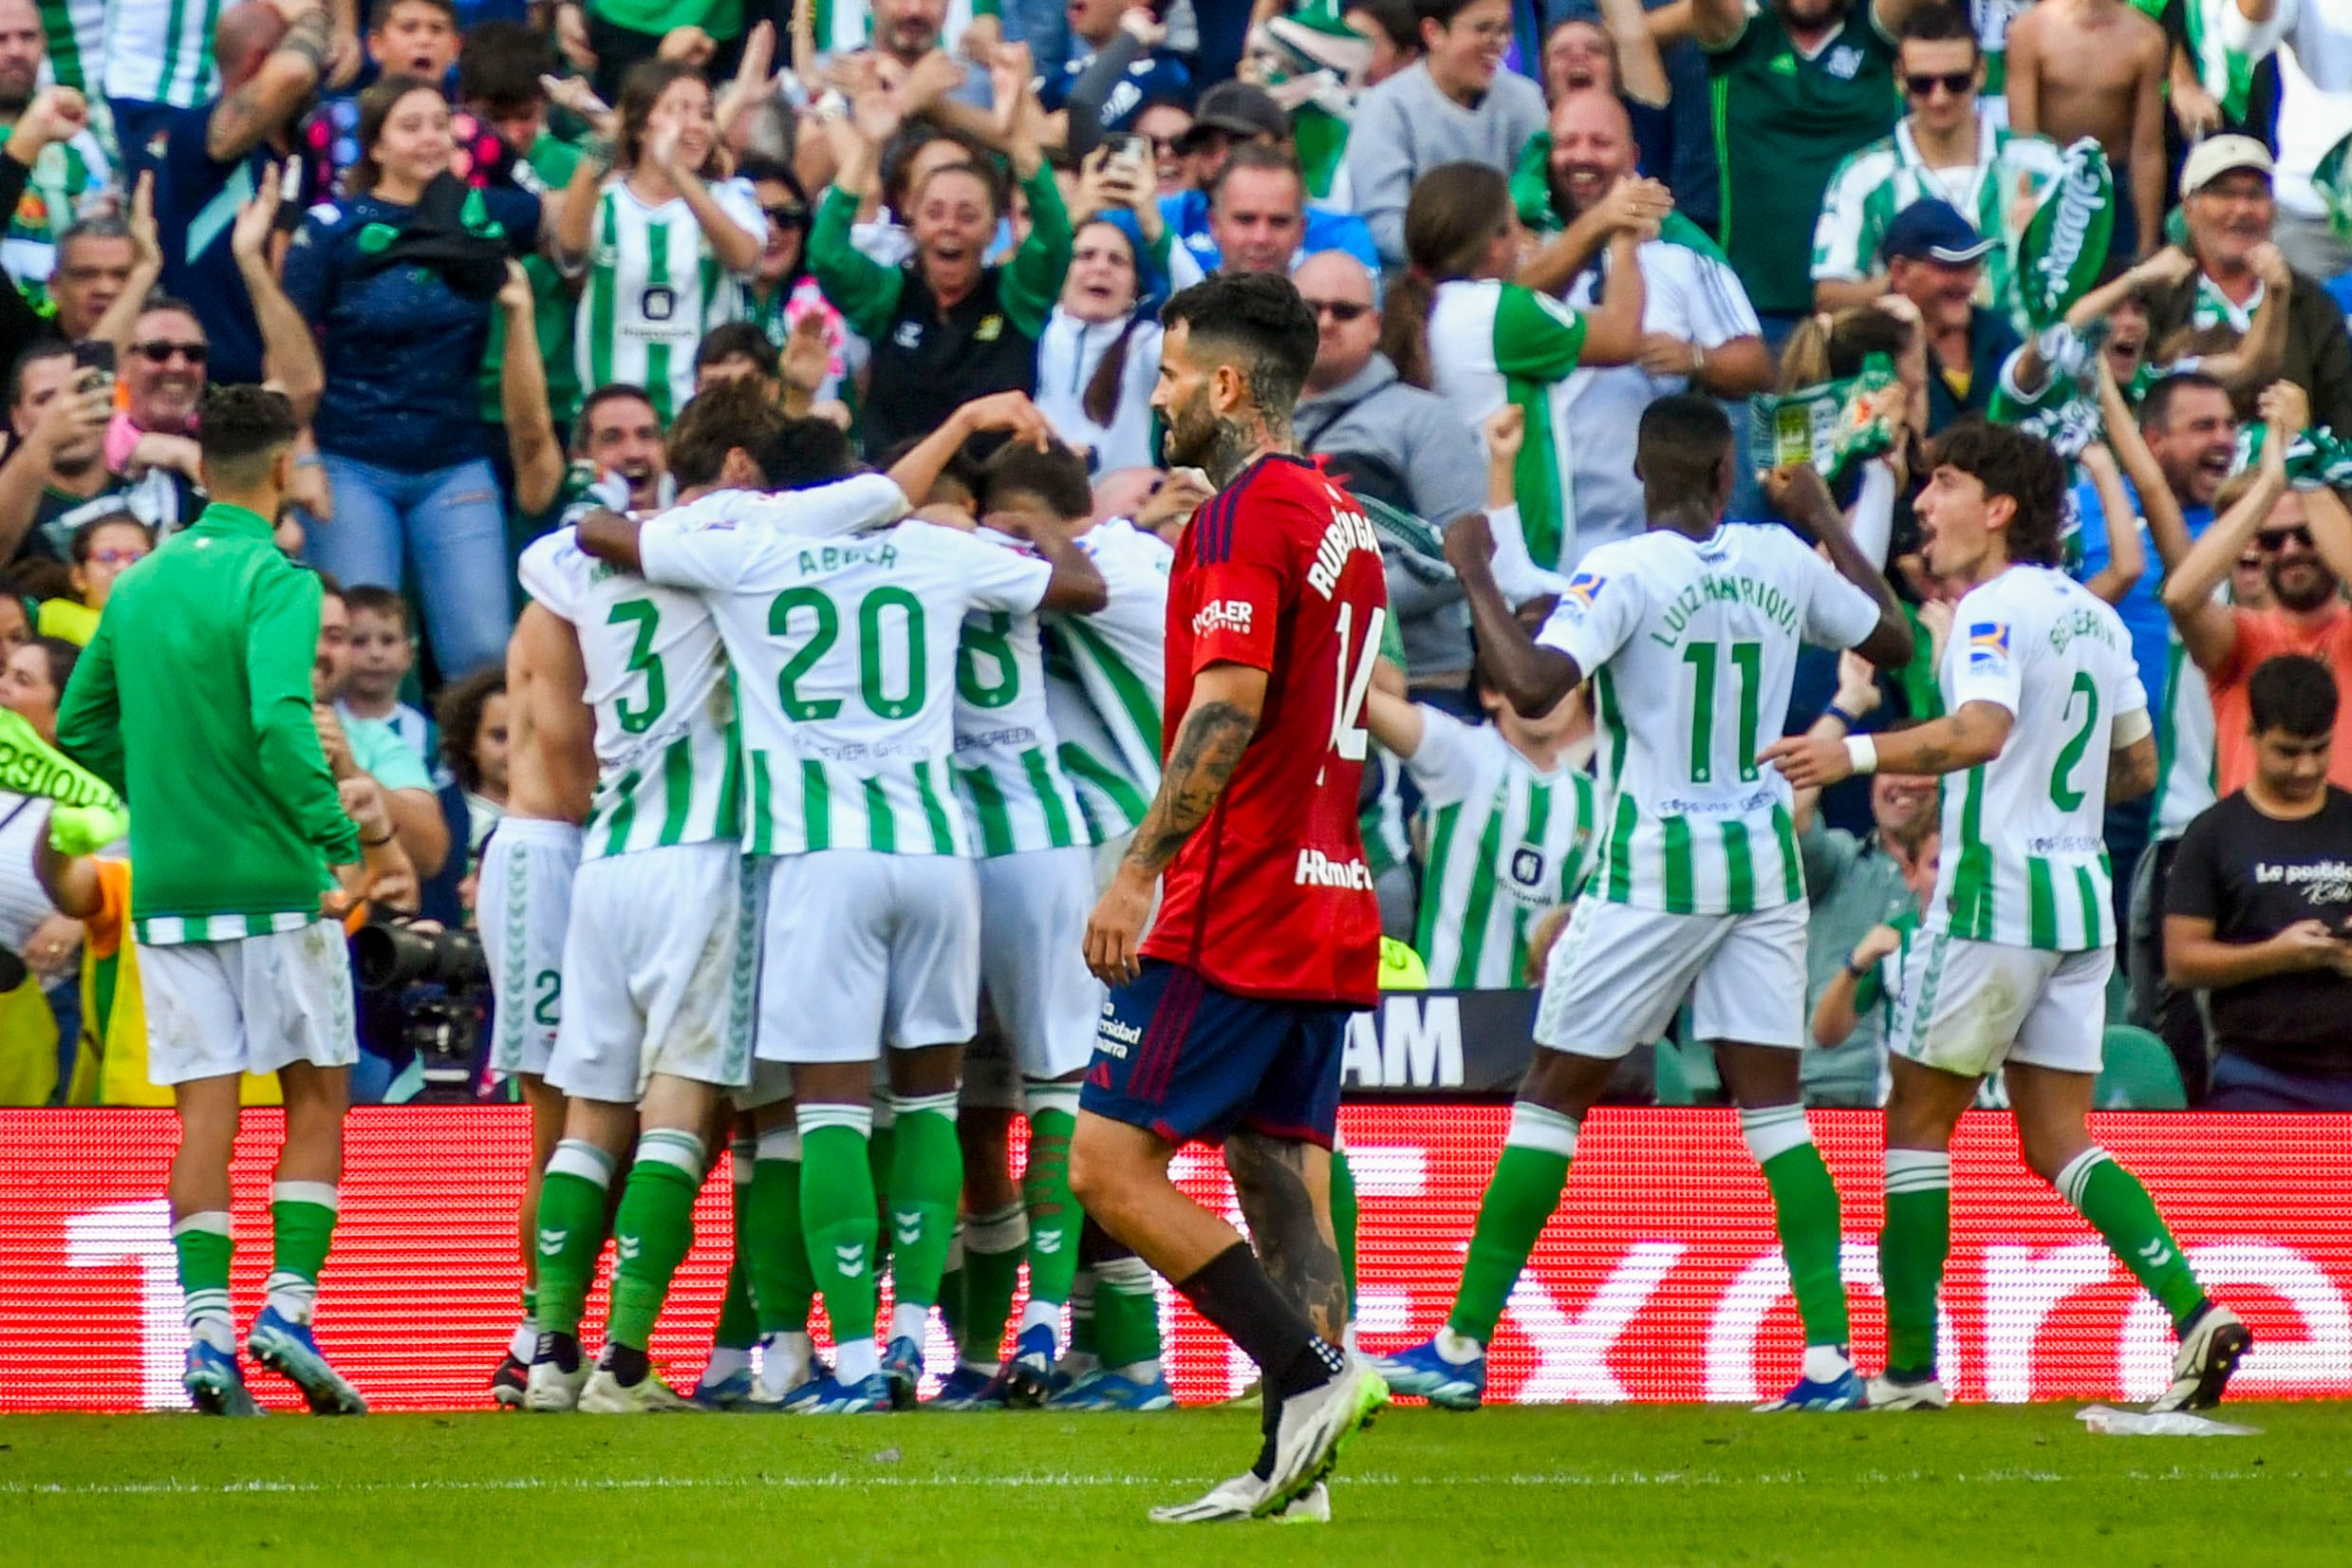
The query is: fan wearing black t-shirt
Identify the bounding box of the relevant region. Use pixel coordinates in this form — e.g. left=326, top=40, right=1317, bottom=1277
left=2166, top=654, right=2352, bottom=1111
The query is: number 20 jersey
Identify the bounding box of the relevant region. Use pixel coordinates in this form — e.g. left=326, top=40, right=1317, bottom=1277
left=1535, top=523, right=1880, bottom=916
left=1142, top=455, right=1389, bottom=1008
left=517, top=527, right=737, bottom=861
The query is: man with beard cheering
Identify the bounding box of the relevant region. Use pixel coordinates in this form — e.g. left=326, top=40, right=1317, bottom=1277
left=1517, top=89, right=1773, bottom=557
left=1071, top=271, right=1390, bottom=1521
left=2160, top=381, right=2352, bottom=793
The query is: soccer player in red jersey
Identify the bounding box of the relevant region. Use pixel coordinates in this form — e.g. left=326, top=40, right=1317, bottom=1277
left=1070, top=272, right=1391, bottom=1522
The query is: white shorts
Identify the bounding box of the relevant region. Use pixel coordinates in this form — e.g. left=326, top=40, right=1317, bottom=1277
left=478, top=817, right=582, bottom=1077
left=1532, top=897, right=1808, bottom=1058
left=547, top=842, right=759, bottom=1103
left=976, top=848, right=1101, bottom=1083
left=737, top=1057, right=794, bottom=1112
left=141, top=923, right=357, bottom=1086
left=1888, top=933, right=2113, bottom=1080
left=758, top=850, right=979, bottom=1064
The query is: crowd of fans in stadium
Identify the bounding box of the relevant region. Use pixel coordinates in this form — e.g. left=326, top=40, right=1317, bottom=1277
left=0, top=0, right=2349, bottom=1115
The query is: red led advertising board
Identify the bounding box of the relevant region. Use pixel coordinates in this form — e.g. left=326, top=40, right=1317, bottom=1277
left=2, top=1107, right=2345, bottom=1409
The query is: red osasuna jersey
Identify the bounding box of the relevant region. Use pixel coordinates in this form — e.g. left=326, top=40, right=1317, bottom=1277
left=1142, top=454, right=1389, bottom=1006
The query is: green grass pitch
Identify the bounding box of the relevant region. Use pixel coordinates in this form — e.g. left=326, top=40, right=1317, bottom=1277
left=4, top=1404, right=2348, bottom=1565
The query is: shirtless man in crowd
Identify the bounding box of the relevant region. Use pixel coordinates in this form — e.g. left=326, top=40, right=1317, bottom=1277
left=2004, top=0, right=2166, bottom=261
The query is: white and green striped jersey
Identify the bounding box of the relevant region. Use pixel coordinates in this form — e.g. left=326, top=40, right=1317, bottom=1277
left=517, top=526, right=738, bottom=860
left=101, top=0, right=216, bottom=107
left=576, top=177, right=765, bottom=423
left=1811, top=108, right=2064, bottom=325
left=38, top=0, right=106, bottom=94
left=1041, top=517, right=1169, bottom=842
left=5, top=131, right=111, bottom=294
left=2152, top=623, right=2217, bottom=841
left=1426, top=278, right=1587, bottom=573
left=952, top=531, right=1087, bottom=855
left=1407, top=708, right=1597, bottom=988
left=637, top=479, right=1055, bottom=857
left=1930, top=566, right=2148, bottom=951
left=1536, top=523, right=1883, bottom=915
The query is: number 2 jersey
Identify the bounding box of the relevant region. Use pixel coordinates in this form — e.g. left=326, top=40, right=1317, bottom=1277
left=1536, top=523, right=1881, bottom=915
left=636, top=478, right=1055, bottom=857
left=516, top=527, right=737, bottom=861
left=1142, top=455, right=1388, bottom=1007
left=1929, top=565, right=2147, bottom=952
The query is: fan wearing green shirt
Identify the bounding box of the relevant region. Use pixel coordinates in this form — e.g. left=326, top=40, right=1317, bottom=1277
left=1694, top=0, right=1929, bottom=335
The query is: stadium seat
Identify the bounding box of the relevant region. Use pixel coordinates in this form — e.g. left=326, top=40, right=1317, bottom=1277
left=2096, top=1026, right=2187, bottom=1111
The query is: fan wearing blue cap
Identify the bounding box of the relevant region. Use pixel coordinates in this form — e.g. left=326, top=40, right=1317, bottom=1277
left=1879, top=198, right=2023, bottom=434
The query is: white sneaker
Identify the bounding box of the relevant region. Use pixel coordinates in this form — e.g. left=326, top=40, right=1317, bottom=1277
left=750, top=1333, right=816, bottom=1407
left=1149, top=1471, right=1266, bottom=1523
left=2150, top=1305, right=2252, bottom=1413
left=1866, top=1372, right=1949, bottom=1410
left=1272, top=1483, right=1331, bottom=1523
left=524, top=1357, right=588, bottom=1412
left=579, top=1367, right=695, bottom=1413
left=1258, top=1361, right=1389, bottom=1517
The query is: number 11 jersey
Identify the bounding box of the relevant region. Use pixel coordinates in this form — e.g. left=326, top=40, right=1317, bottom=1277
left=1536, top=523, right=1881, bottom=916
left=1143, top=455, right=1389, bottom=1007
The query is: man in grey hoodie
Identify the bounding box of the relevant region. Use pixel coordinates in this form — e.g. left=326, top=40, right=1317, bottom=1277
left=1292, top=249, right=1484, bottom=700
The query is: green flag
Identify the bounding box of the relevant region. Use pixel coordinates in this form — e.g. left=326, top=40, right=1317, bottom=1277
left=0, top=706, right=127, bottom=854
left=2317, top=132, right=2352, bottom=244
left=2017, top=139, right=2116, bottom=331
left=1750, top=354, right=1904, bottom=487
left=1988, top=321, right=2109, bottom=459
left=2237, top=422, right=2352, bottom=492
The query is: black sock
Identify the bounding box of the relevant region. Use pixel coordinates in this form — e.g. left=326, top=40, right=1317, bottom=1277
left=1174, top=1241, right=1343, bottom=1401
left=534, top=1332, right=580, bottom=1372
left=601, top=1342, right=650, bottom=1387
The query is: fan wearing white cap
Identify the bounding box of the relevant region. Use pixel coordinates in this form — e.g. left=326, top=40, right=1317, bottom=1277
left=2141, top=134, right=2352, bottom=439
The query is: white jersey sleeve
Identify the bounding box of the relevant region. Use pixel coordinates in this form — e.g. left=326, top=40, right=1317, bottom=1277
left=709, top=177, right=771, bottom=274
left=639, top=505, right=759, bottom=593
left=1948, top=601, right=2026, bottom=716
left=1533, top=545, right=1642, bottom=675
left=1790, top=536, right=1885, bottom=650
left=944, top=526, right=1055, bottom=615
left=517, top=530, right=585, bottom=622
left=1401, top=704, right=1487, bottom=808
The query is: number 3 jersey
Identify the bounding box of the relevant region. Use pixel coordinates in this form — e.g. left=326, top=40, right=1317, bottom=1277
left=1144, top=455, right=1389, bottom=1007
left=637, top=478, right=1055, bottom=858
left=1929, top=565, right=2147, bottom=952
left=517, top=527, right=737, bottom=861
left=1537, top=523, right=1881, bottom=916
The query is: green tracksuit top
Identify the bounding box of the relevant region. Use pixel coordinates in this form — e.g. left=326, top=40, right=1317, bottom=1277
left=56, top=501, right=360, bottom=943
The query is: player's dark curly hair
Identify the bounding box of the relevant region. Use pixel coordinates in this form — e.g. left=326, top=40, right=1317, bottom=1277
left=1926, top=420, right=2070, bottom=568
left=196, top=385, right=299, bottom=476
left=980, top=439, right=1093, bottom=522
left=436, top=665, right=506, bottom=796
left=1160, top=271, right=1319, bottom=422
left=2248, top=654, right=2339, bottom=739
left=668, top=379, right=789, bottom=491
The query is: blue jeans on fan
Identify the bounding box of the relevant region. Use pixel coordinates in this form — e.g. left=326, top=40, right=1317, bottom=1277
left=309, top=453, right=513, bottom=679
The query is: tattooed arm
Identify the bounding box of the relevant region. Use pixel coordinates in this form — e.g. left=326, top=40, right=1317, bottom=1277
left=1083, top=663, right=1268, bottom=985
left=1762, top=700, right=2013, bottom=790
left=1224, top=1132, right=1348, bottom=1341
left=2108, top=732, right=2158, bottom=804
left=209, top=4, right=332, bottom=163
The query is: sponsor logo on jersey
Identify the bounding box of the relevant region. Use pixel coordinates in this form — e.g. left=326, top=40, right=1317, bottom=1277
left=1193, top=598, right=1254, bottom=638
left=1968, top=622, right=2010, bottom=671
left=1307, top=507, right=1381, bottom=599
left=1824, top=44, right=1864, bottom=79
left=1294, top=848, right=1375, bottom=889
left=1563, top=572, right=1605, bottom=612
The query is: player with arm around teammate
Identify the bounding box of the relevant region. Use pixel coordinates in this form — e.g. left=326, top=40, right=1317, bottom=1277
left=580, top=392, right=1108, bottom=1414
left=1764, top=421, right=2251, bottom=1413
left=1376, top=398, right=1916, bottom=1415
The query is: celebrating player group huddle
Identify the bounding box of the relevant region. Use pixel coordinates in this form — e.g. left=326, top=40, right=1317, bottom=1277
left=145, top=271, right=2253, bottom=1524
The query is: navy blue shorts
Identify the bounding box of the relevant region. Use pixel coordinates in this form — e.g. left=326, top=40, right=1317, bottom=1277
left=1079, top=960, right=1350, bottom=1148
